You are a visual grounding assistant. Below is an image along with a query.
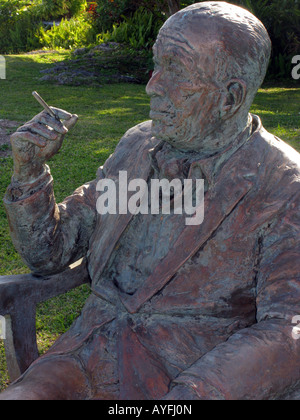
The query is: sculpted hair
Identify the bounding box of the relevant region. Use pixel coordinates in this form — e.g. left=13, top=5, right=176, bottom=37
left=159, top=1, right=272, bottom=110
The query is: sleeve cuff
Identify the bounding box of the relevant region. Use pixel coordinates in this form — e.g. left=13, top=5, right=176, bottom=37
left=4, top=165, right=52, bottom=203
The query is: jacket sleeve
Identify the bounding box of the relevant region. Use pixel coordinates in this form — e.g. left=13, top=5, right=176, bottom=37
left=3, top=165, right=100, bottom=276
left=3, top=121, right=153, bottom=277
left=167, top=190, right=300, bottom=400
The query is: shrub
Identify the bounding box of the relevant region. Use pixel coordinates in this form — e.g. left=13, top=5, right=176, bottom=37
left=0, top=0, right=89, bottom=53
left=92, top=0, right=133, bottom=33
left=38, top=13, right=96, bottom=50
left=68, top=0, right=87, bottom=17
left=103, top=7, right=163, bottom=50
left=0, top=0, right=43, bottom=53
left=40, top=0, right=87, bottom=20
left=92, top=0, right=203, bottom=33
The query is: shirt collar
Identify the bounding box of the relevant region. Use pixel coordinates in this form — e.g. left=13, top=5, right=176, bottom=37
left=150, top=114, right=259, bottom=189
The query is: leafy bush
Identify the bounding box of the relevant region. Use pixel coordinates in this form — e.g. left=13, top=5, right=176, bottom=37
left=0, top=0, right=89, bottom=53
left=0, top=0, right=43, bottom=53
left=91, top=0, right=182, bottom=33
left=92, top=0, right=196, bottom=29
left=38, top=13, right=96, bottom=49
left=103, top=7, right=163, bottom=50
left=92, top=0, right=134, bottom=33
left=40, top=0, right=87, bottom=20
left=68, top=0, right=87, bottom=17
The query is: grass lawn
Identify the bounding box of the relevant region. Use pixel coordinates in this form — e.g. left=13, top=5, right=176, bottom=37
left=0, top=52, right=299, bottom=391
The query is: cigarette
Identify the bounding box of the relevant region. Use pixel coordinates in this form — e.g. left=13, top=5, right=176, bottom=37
left=32, top=91, right=60, bottom=120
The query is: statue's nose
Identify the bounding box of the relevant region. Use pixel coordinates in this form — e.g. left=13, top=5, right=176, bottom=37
left=146, top=70, right=166, bottom=97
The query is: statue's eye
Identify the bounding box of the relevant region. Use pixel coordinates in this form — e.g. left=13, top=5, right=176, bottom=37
left=164, top=59, right=181, bottom=74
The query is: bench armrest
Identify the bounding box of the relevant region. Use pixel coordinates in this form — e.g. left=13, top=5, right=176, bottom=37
left=0, top=258, right=90, bottom=381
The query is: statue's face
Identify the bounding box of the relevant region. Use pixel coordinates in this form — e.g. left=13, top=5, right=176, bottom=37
left=146, top=35, right=223, bottom=153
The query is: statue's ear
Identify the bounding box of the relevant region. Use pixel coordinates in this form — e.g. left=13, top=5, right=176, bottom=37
left=220, top=79, right=247, bottom=119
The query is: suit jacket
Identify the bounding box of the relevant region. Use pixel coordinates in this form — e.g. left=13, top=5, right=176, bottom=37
left=4, top=115, right=300, bottom=400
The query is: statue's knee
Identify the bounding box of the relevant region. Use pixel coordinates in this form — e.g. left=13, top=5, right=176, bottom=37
left=0, top=382, right=42, bottom=400
left=0, top=356, right=90, bottom=400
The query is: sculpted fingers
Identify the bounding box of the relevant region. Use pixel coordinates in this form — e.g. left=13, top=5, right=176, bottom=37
left=11, top=130, right=48, bottom=148
left=63, top=114, right=79, bottom=130
left=11, top=107, right=78, bottom=158
left=9, top=106, right=77, bottom=181
left=20, top=122, right=59, bottom=141
left=50, top=107, right=79, bottom=130
left=37, top=112, right=69, bottom=135
left=50, top=107, right=73, bottom=120
left=31, top=107, right=78, bottom=134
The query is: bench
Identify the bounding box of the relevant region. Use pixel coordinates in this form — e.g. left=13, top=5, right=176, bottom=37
left=0, top=258, right=90, bottom=381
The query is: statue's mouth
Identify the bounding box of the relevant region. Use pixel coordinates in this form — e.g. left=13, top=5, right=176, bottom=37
left=149, top=109, right=175, bottom=124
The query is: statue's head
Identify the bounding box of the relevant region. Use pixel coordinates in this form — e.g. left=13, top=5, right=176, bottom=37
left=146, top=1, right=271, bottom=154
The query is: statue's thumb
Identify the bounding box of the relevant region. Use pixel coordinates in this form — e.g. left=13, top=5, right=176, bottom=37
left=64, top=114, right=78, bottom=130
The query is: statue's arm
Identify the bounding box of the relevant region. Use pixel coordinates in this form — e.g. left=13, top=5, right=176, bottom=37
left=165, top=192, right=300, bottom=400
left=4, top=169, right=98, bottom=276
left=3, top=108, right=99, bottom=276
left=165, top=318, right=300, bottom=400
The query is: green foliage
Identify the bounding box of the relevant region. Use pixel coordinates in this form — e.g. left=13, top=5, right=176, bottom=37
left=95, top=6, right=164, bottom=77
left=92, top=0, right=177, bottom=33
left=39, top=0, right=69, bottom=19
left=180, top=1, right=197, bottom=7
left=38, top=13, right=96, bottom=49
left=0, top=0, right=42, bottom=53
left=40, top=0, right=87, bottom=20
left=0, top=0, right=90, bottom=53
left=68, top=0, right=87, bottom=16
left=103, top=7, right=163, bottom=50
left=93, top=0, right=134, bottom=33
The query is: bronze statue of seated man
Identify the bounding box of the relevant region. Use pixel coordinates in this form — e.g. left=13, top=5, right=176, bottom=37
left=1, top=1, right=300, bottom=400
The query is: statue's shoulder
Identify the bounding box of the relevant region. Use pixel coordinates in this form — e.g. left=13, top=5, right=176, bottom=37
left=249, top=116, right=300, bottom=205
left=250, top=114, right=300, bottom=174
left=101, top=121, right=158, bottom=177
left=258, top=126, right=300, bottom=174
left=121, top=120, right=153, bottom=141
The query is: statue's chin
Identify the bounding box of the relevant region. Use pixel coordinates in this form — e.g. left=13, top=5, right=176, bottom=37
left=151, top=120, right=176, bottom=142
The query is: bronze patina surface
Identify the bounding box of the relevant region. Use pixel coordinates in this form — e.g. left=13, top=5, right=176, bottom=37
left=1, top=2, right=300, bottom=400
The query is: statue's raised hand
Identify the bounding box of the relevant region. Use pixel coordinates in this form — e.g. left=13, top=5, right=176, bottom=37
left=11, top=107, right=78, bottom=183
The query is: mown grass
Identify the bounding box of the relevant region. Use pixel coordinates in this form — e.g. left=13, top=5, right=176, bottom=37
left=0, top=51, right=299, bottom=391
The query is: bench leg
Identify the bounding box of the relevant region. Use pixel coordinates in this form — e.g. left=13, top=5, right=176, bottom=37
left=4, top=305, right=39, bottom=382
